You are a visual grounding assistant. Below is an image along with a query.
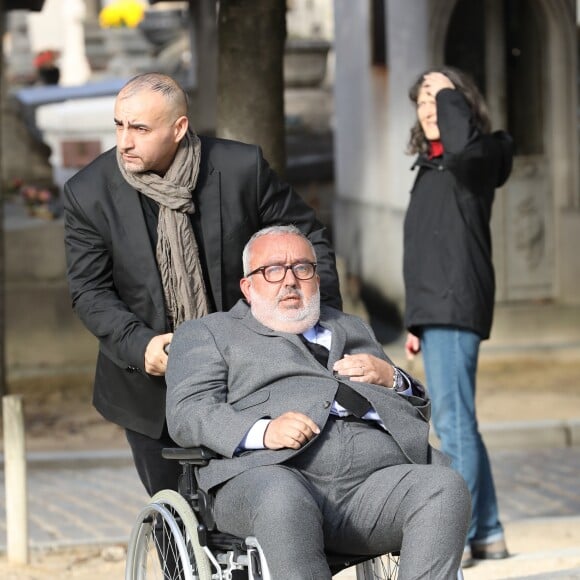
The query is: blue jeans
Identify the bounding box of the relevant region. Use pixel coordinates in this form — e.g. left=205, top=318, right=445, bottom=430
left=421, top=326, right=504, bottom=545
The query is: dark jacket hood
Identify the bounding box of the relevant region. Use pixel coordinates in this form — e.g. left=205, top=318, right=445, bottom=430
left=492, top=130, right=514, bottom=188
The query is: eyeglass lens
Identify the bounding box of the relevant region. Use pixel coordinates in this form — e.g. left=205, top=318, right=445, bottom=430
left=263, top=263, right=315, bottom=282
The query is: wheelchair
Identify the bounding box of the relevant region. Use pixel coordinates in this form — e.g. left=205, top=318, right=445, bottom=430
left=125, top=446, right=403, bottom=580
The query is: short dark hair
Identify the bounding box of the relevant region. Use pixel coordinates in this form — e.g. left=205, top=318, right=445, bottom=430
left=118, top=72, right=189, bottom=117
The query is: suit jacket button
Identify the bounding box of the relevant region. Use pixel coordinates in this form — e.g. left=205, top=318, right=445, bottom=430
left=323, top=401, right=331, bottom=409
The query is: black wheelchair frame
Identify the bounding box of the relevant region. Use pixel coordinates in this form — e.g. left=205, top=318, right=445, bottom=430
left=125, top=446, right=401, bottom=579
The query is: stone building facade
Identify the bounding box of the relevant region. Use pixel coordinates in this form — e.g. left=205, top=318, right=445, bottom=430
left=332, top=0, right=580, bottom=324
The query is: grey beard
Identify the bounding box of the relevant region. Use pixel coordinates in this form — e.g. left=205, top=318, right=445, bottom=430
left=250, top=287, right=320, bottom=334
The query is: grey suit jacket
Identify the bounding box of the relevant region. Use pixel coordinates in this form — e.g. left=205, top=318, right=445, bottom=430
left=166, top=300, right=438, bottom=492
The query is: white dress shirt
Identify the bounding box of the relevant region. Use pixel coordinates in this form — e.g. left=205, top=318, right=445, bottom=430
left=238, top=324, right=411, bottom=451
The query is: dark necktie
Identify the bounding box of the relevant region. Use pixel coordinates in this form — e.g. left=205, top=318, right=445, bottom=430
left=302, top=338, right=330, bottom=367
left=300, top=336, right=371, bottom=418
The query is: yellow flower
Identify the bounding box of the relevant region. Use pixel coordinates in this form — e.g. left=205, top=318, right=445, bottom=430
left=99, top=0, right=146, bottom=29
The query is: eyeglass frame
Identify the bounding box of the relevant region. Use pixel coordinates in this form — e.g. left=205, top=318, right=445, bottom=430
left=245, top=261, right=318, bottom=283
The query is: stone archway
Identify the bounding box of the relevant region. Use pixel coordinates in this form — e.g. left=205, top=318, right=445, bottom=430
left=427, top=0, right=579, bottom=303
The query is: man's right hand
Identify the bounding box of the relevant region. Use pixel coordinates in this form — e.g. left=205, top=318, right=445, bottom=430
left=264, top=411, right=320, bottom=450
left=144, top=333, right=173, bottom=376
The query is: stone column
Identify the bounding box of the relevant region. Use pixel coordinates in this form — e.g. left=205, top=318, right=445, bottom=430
left=333, top=0, right=429, bottom=306
left=5, top=11, right=35, bottom=83
left=381, top=0, right=429, bottom=303
left=385, top=0, right=429, bottom=214
left=484, top=0, right=507, bottom=129
left=60, top=0, right=91, bottom=85
left=188, top=0, right=217, bottom=134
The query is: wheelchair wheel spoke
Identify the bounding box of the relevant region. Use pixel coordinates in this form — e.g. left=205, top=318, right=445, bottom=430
left=145, top=512, right=188, bottom=579
left=126, top=491, right=212, bottom=580
left=355, top=554, right=399, bottom=580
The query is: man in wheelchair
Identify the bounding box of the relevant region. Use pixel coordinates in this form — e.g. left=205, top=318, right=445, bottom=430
left=165, top=225, right=470, bottom=579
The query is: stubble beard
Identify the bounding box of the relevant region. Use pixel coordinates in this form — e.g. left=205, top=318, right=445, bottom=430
left=119, top=152, right=146, bottom=174
left=123, top=160, right=145, bottom=174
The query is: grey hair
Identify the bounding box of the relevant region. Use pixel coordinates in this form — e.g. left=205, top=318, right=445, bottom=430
left=242, top=225, right=314, bottom=275
left=118, top=72, right=189, bottom=116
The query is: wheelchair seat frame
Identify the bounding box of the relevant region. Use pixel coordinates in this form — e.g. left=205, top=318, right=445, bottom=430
left=124, top=446, right=412, bottom=579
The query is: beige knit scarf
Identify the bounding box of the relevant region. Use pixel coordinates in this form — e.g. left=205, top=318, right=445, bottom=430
left=117, top=130, right=209, bottom=329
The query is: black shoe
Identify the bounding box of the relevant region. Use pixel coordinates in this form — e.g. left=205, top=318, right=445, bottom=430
left=471, top=538, right=509, bottom=560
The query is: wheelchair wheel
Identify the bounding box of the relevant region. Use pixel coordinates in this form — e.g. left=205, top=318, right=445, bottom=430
left=355, top=554, right=399, bottom=580
left=125, top=489, right=212, bottom=580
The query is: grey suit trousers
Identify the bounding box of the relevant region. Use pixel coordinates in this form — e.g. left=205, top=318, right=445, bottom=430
left=213, top=419, right=470, bottom=579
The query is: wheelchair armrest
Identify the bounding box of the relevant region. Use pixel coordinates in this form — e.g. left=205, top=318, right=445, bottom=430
left=162, top=447, right=219, bottom=531
left=162, top=446, right=220, bottom=464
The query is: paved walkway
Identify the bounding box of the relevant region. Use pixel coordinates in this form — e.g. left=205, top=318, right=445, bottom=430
left=1, top=446, right=580, bottom=578
left=493, top=448, right=580, bottom=521
left=0, top=453, right=146, bottom=550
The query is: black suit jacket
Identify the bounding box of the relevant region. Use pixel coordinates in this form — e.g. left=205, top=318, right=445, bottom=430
left=64, top=136, right=341, bottom=438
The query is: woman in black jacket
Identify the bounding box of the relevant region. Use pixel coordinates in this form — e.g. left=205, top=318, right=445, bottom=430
left=403, top=67, right=513, bottom=568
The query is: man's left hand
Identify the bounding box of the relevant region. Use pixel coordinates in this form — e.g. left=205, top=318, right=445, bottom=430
left=144, top=333, right=173, bottom=376
left=333, top=354, right=394, bottom=387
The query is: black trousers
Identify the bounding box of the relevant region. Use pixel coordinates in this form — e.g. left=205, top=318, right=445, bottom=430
left=125, top=424, right=181, bottom=496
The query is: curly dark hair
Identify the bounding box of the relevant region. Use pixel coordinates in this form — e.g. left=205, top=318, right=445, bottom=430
left=406, top=66, right=492, bottom=155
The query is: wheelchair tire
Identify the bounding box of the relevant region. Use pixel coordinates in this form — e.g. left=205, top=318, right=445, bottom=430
left=355, top=554, right=399, bottom=580
left=125, top=489, right=212, bottom=580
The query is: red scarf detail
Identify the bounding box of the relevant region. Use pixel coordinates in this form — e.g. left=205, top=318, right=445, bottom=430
left=428, top=140, right=444, bottom=159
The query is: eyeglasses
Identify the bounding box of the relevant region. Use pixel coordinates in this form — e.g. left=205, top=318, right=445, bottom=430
left=246, top=262, right=317, bottom=283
